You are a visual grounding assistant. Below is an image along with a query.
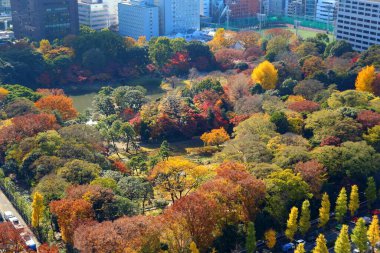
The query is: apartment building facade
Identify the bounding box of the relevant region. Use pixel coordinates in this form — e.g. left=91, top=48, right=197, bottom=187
left=335, top=0, right=380, bottom=51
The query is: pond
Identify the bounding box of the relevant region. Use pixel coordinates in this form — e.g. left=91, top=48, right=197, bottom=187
left=68, top=76, right=167, bottom=113
left=70, top=90, right=167, bottom=113
left=71, top=93, right=97, bottom=113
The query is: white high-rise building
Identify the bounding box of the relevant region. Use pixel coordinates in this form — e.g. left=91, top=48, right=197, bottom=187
left=200, top=0, right=210, bottom=17
left=335, top=0, right=380, bottom=51
left=154, top=0, right=200, bottom=35
left=316, top=0, right=337, bottom=23
left=103, top=0, right=121, bottom=26
left=118, top=0, right=159, bottom=40
left=78, top=0, right=111, bottom=30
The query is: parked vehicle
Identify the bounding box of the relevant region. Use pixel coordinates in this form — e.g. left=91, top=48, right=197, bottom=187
left=20, top=232, right=37, bottom=250
left=282, top=243, right=295, bottom=252
left=9, top=217, right=24, bottom=230
left=3, top=211, right=14, bottom=221
left=362, top=216, right=372, bottom=225
left=295, top=239, right=305, bottom=245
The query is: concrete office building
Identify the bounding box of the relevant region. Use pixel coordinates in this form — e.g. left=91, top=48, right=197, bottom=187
left=305, top=0, right=317, bottom=19
left=287, top=0, right=304, bottom=16
left=228, top=0, right=260, bottom=18
left=0, top=0, right=10, bottom=14
left=10, top=0, right=79, bottom=40
left=316, top=0, right=337, bottom=23
left=200, top=0, right=210, bottom=17
left=265, top=0, right=286, bottom=15
left=78, top=0, right=110, bottom=30
left=335, top=0, right=380, bottom=51
left=154, top=0, right=200, bottom=35
left=118, top=0, right=159, bottom=40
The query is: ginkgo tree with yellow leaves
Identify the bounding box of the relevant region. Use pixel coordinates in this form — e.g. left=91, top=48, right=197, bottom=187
left=32, top=192, right=44, bottom=228
left=355, top=65, right=377, bottom=93
left=251, top=60, right=279, bottom=90
left=148, top=157, right=214, bottom=202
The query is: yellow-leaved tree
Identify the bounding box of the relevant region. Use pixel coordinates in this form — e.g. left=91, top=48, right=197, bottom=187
left=355, top=65, right=377, bottom=93
left=32, top=192, right=44, bottom=228
left=349, top=185, right=359, bottom=216
left=0, top=87, right=9, bottom=101
left=251, top=60, right=278, bottom=90
left=313, top=234, right=328, bottom=253
left=39, top=39, right=52, bottom=54
left=285, top=206, right=298, bottom=241
left=208, top=28, right=235, bottom=51
left=190, top=241, right=200, bottom=253
left=295, top=243, right=306, bottom=253
left=367, top=215, right=380, bottom=249
left=200, top=127, right=230, bottom=147
left=264, top=229, right=276, bottom=249
left=318, top=192, right=330, bottom=228
left=148, top=157, right=213, bottom=202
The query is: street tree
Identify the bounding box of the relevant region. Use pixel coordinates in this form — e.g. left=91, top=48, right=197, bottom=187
left=264, top=229, right=276, bottom=249
left=351, top=218, right=368, bottom=253
left=285, top=206, right=298, bottom=241
left=318, top=193, right=330, bottom=228
left=295, top=243, right=306, bottom=253
left=299, top=200, right=311, bottom=236
left=349, top=185, right=359, bottom=216
left=334, top=225, right=350, bottom=253
left=313, top=234, right=328, bottom=253
left=335, top=188, right=348, bottom=223
left=367, top=215, right=380, bottom=250
left=365, top=177, right=377, bottom=209
left=246, top=222, right=256, bottom=253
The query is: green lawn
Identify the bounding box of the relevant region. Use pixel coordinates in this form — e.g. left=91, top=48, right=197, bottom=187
left=286, top=27, right=334, bottom=41
left=261, top=27, right=334, bottom=41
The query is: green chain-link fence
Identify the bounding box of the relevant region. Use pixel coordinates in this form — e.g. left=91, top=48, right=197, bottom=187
left=202, top=15, right=334, bottom=32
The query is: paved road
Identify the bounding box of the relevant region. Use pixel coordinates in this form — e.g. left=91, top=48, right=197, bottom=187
left=0, top=189, right=40, bottom=248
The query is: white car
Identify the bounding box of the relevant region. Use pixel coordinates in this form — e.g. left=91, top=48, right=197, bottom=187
left=9, top=216, right=24, bottom=230
left=3, top=211, right=14, bottom=221
left=20, top=232, right=37, bottom=250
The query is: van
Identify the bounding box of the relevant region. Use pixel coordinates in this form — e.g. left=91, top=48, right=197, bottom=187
left=3, top=211, right=14, bottom=221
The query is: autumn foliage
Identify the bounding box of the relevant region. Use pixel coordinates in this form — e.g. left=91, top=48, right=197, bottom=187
left=356, top=110, right=380, bottom=129
left=0, top=113, right=58, bottom=145
left=35, top=95, right=78, bottom=121
left=200, top=127, right=230, bottom=147
left=252, top=61, right=279, bottom=90
left=50, top=199, right=95, bottom=244
left=355, top=65, right=377, bottom=93
left=0, top=222, right=25, bottom=252
left=288, top=100, right=320, bottom=113
left=73, top=215, right=162, bottom=253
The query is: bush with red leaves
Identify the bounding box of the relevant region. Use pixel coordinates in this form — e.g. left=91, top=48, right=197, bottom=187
left=288, top=100, right=320, bottom=113
left=356, top=110, right=380, bottom=129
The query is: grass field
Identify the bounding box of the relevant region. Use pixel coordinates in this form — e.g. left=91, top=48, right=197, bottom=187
left=261, top=26, right=334, bottom=41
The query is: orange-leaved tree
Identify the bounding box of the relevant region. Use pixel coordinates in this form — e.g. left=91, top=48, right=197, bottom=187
left=251, top=60, right=278, bottom=90
left=200, top=127, right=230, bottom=147
left=355, top=65, right=377, bottom=93
left=0, top=87, right=9, bottom=101
left=35, top=95, right=78, bottom=121
left=50, top=199, right=94, bottom=244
